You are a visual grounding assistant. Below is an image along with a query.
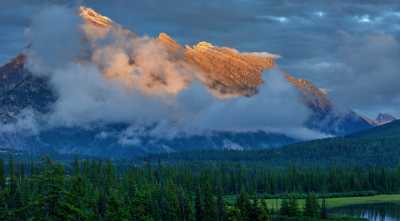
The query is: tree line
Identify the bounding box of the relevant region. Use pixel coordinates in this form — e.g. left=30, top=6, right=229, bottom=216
left=150, top=135, right=400, bottom=167
left=0, top=157, right=388, bottom=220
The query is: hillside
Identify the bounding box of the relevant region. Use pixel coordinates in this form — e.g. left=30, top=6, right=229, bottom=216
left=152, top=120, right=400, bottom=167
left=350, top=120, right=400, bottom=139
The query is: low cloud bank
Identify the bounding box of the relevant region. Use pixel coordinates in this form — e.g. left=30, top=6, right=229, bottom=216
left=4, top=5, right=323, bottom=142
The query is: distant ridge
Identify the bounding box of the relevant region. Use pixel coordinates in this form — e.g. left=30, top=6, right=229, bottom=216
left=152, top=120, right=400, bottom=167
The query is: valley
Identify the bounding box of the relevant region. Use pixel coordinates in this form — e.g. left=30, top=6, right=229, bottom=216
left=0, top=1, right=398, bottom=221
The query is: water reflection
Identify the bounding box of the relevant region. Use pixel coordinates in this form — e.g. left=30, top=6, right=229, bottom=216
left=331, top=203, right=400, bottom=221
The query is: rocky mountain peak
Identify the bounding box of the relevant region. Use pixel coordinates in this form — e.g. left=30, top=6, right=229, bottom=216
left=79, top=6, right=113, bottom=27
left=193, top=41, right=214, bottom=50
left=158, top=33, right=182, bottom=52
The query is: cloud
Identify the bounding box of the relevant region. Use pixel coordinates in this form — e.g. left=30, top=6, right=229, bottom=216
left=0, top=109, right=39, bottom=134
left=181, top=70, right=310, bottom=134
left=115, top=69, right=316, bottom=144
left=2, top=0, right=400, bottom=118
left=329, top=33, right=400, bottom=114
left=26, top=5, right=82, bottom=74
left=45, top=63, right=181, bottom=127
left=20, top=4, right=315, bottom=141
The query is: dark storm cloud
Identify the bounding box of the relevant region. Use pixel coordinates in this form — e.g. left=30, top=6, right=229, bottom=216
left=1, top=0, right=399, bottom=117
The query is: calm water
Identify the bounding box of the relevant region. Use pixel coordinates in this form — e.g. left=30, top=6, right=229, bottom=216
left=330, top=203, right=400, bottom=221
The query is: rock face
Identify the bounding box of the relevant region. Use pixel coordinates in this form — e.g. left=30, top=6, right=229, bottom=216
left=79, top=6, right=113, bottom=27
left=184, top=40, right=275, bottom=96
left=157, top=32, right=276, bottom=96
left=156, top=32, right=372, bottom=134
left=0, top=55, right=54, bottom=123
left=0, top=6, right=375, bottom=158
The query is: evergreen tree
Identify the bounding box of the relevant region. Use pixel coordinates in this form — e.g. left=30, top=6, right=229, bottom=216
left=304, top=193, right=320, bottom=217
left=0, top=159, right=5, bottom=190
left=29, top=158, right=86, bottom=220
left=320, top=198, right=328, bottom=219
left=177, top=187, right=193, bottom=221
left=279, top=199, right=289, bottom=216
left=131, top=190, right=153, bottom=221
left=0, top=157, right=398, bottom=221
left=162, top=183, right=180, bottom=221
left=105, top=191, right=130, bottom=221
left=195, top=187, right=204, bottom=221
left=203, top=184, right=217, bottom=221
left=6, top=156, right=23, bottom=220
left=248, top=200, right=260, bottom=221
left=0, top=191, right=7, bottom=220
left=226, top=207, right=240, bottom=221
left=236, top=191, right=251, bottom=221
left=216, top=188, right=226, bottom=221
left=258, top=199, right=271, bottom=221
left=287, top=195, right=300, bottom=217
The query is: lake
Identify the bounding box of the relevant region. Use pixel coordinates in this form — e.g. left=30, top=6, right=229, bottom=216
left=330, top=203, right=400, bottom=221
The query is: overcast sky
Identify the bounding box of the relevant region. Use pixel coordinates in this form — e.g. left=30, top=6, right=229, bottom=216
left=1, top=0, right=399, bottom=118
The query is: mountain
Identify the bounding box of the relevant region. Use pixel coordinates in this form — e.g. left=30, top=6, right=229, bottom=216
left=375, top=113, right=396, bottom=126
left=350, top=119, right=400, bottom=139
left=0, top=55, right=55, bottom=123
left=153, top=120, right=400, bottom=167
left=0, top=6, right=375, bottom=158
left=157, top=29, right=372, bottom=136
left=0, top=55, right=296, bottom=158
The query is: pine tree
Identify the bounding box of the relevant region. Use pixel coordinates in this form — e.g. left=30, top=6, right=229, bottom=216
left=248, top=200, right=259, bottom=221
left=226, top=207, right=240, bottom=221
left=203, top=184, right=217, bottom=221
left=131, top=190, right=153, bottom=221
left=0, top=190, right=7, bottom=220
left=7, top=156, right=21, bottom=219
left=279, top=199, right=289, bottom=216
left=304, top=193, right=320, bottom=217
left=105, top=191, right=130, bottom=221
left=0, top=159, right=5, bottom=190
left=258, top=199, right=271, bottom=221
left=236, top=191, right=251, bottom=221
left=287, top=195, right=300, bottom=217
left=320, top=198, right=328, bottom=219
left=177, top=187, right=193, bottom=221
left=163, top=183, right=180, bottom=221
left=33, top=158, right=86, bottom=221
left=72, top=159, right=81, bottom=176
left=195, top=186, right=203, bottom=221
left=216, top=188, right=226, bottom=221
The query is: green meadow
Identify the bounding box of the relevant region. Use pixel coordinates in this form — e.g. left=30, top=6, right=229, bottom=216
left=226, top=194, right=400, bottom=210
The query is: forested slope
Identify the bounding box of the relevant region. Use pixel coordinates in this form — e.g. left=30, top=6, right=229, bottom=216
left=152, top=121, right=400, bottom=167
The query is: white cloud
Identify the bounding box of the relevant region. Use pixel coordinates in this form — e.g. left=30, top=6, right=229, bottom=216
left=22, top=5, right=315, bottom=141
left=354, top=15, right=372, bottom=23
left=313, top=11, right=326, bottom=18
left=257, top=15, right=289, bottom=23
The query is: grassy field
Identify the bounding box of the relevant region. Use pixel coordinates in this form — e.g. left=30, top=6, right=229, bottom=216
left=225, top=194, right=400, bottom=210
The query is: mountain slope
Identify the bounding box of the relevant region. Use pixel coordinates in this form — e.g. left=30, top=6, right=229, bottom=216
left=153, top=120, right=400, bottom=166
left=0, top=55, right=54, bottom=123
left=350, top=120, right=400, bottom=139
left=0, top=6, right=375, bottom=157
left=268, top=120, right=400, bottom=166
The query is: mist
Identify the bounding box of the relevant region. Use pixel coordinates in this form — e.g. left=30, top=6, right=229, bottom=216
left=20, top=5, right=317, bottom=141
